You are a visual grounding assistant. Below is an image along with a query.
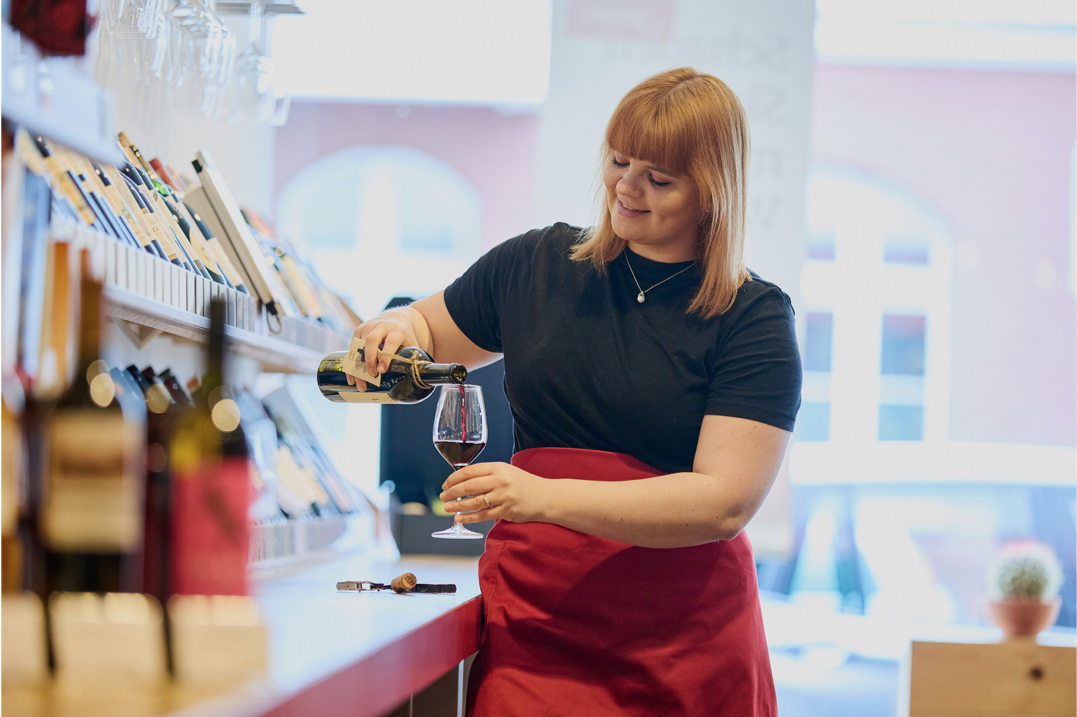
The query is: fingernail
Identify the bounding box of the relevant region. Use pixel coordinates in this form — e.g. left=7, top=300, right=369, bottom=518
left=378, top=361, right=388, bottom=373
left=439, top=492, right=446, bottom=500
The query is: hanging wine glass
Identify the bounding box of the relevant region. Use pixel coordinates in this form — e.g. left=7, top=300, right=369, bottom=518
left=168, top=0, right=233, bottom=119
left=103, top=0, right=160, bottom=39
left=431, top=385, right=487, bottom=540
left=131, top=4, right=169, bottom=82
left=229, top=1, right=274, bottom=123
left=207, top=0, right=237, bottom=120
left=229, top=0, right=290, bottom=125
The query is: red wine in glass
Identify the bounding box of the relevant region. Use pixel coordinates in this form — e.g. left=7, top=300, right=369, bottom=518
left=432, top=384, right=487, bottom=539
left=434, top=441, right=487, bottom=469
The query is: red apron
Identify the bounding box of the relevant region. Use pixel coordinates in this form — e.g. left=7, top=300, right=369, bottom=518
left=466, top=447, right=777, bottom=717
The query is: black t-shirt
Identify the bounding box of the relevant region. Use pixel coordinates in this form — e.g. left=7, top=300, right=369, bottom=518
left=443, top=223, right=802, bottom=474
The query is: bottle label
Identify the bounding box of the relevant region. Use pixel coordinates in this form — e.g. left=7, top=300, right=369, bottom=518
left=172, top=456, right=252, bottom=596
left=43, top=411, right=144, bottom=551
left=341, top=337, right=382, bottom=387
left=335, top=391, right=402, bottom=405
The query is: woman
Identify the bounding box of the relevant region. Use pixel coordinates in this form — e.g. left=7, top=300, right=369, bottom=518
left=349, top=67, right=801, bottom=716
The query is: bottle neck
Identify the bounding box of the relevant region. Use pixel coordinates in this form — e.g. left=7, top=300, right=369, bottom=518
left=76, top=268, right=103, bottom=375
left=415, top=362, right=467, bottom=386
left=200, top=301, right=227, bottom=407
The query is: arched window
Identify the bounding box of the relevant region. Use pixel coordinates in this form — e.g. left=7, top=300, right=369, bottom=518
left=277, top=145, right=484, bottom=495
left=797, top=165, right=953, bottom=445
left=277, top=144, right=483, bottom=320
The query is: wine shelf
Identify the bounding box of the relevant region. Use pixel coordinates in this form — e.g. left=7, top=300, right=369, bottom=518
left=60, top=219, right=349, bottom=374
left=218, top=2, right=306, bottom=15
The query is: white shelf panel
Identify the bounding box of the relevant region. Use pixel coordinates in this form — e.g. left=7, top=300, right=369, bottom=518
left=105, top=285, right=331, bottom=375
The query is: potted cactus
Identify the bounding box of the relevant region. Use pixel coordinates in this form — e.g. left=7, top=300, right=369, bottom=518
left=985, top=540, right=1064, bottom=639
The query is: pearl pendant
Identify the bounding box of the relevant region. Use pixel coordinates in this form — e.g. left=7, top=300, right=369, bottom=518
left=637, top=292, right=646, bottom=303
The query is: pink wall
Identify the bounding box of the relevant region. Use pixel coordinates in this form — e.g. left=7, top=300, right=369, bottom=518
left=811, top=65, right=1076, bottom=446
left=273, top=103, right=540, bottom=252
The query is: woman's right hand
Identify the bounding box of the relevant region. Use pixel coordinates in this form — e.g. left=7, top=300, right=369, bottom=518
left=346, top=309, right=424, bottom=389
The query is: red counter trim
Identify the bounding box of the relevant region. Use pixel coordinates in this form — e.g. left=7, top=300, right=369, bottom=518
left=264, top=596, right=482, bottom=717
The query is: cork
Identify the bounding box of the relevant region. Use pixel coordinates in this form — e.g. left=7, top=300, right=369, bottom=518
left=390, top=573, right=418, bottom=593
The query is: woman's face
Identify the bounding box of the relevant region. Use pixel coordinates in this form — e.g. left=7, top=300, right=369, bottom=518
left=603, top=150, right=702, bottom=262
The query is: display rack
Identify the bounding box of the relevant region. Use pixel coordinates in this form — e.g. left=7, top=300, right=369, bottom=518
left=218, top=2, right=306, bottom=15
left=105, top=285, right=334, bottom=376
left=60, top=220, right=349, bottom=374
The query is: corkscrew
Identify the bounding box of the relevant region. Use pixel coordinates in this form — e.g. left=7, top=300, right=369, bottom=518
left=336, top=573, right=456, bottom=594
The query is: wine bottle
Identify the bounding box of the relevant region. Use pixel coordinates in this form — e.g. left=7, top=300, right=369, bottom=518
left=169, top=298, right=251, bottom=596
left=121, top=365, right=171, bottom=415
left=2, top=374, right=25, bottom=592
left=318, top=347, right=466, bottom=405
left=41, top=251, right=148, bottom=594
left=119, top=365, right=183, bottom=605
left=100, top=164, right=170, bottom=261
left=158, top=368, right=193, bottom=407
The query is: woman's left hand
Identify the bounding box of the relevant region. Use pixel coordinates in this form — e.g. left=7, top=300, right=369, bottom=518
left=439, top=462, right=550, bottom=525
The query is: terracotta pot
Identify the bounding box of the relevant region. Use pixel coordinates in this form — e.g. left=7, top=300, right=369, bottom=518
left=988, top=598, right=1061, bottom=638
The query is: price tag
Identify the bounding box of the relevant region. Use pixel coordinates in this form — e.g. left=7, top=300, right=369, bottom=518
left=342, top=336, right=381, bottom=387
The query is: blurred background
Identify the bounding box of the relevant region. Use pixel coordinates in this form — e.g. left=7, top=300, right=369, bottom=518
left=260, top=2, right=1077, bottom=713
left=17, top=0, right=1072, bottom=714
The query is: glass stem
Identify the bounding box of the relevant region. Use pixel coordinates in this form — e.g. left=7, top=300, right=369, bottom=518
left=248, top=0, right=263, bottom=51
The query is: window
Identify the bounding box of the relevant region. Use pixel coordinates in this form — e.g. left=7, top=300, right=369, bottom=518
left=803, top=312, right=834, bottom=372
left=879, top=314, right=926, bottom=441
left=277, top=145, right=483, bottom=320
left=880, top=315, right=926, bottom=375
left=807, top=230, right=837, bottom=261
left=799, top=166, right=951, bottom=447
left=797, top=312, right=834, bottom=442
left=883, top=233, right=930, bottom=265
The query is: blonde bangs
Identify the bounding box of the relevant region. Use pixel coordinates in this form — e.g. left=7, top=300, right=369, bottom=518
left=605, top=93, right=697, bottom=177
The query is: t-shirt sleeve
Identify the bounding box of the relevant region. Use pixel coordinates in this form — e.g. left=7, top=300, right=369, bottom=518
left=705, top=287, right=803, bottom=432
left=443, top=231, right=536, bottom=353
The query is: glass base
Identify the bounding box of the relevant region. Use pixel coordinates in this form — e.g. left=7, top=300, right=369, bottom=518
left=432, top=523, right=484, bottom=539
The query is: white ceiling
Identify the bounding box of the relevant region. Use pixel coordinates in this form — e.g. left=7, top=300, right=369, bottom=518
left=272, top=0, right=1074, bottom=106
left=815, top=0, right=1076, bottom=70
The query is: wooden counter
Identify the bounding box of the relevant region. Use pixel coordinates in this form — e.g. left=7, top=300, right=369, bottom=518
left=3, top=553, right=483, bottom=717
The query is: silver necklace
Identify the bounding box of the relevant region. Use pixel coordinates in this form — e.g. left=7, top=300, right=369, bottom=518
left=624, top=252, right=695, bottom=303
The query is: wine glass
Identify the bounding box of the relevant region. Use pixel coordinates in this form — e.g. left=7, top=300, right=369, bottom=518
left=229, top=0, right=288, bottom=125
left=431, top=385, right=487, bottom=539
left=167, top=0, right=233, bottom=119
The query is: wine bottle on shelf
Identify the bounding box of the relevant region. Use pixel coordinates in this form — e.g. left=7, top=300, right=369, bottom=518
left=41, top=250, right=148, bottom=594
left=274, top=440, right=333, bottom=516
left=318, top=344, right=466, bottom=405
left=173, top=199, right=235, bottom=289
left=148, top=158, right=181, bottom=192
left=158, top=368, right=193, bottom=407
left=124, top=364, right=174, bottom=415
left=30, top=136, right=105, bottom=232
left=116, top=135, right=221, bottom=284
left=186, top=205, right=250, bottom=295
left=2, top=375, right=26, bottom=592
left=160, top=198, right=221, bottom=283
left=98, top=164, right=170, bottom=261
left=118, top=165, right=193, bottom=271
left=118, top=365, right=185, bottom=605
left=128, top=165, right=210, bottom=279
left=169, top=298, right=252, bottom=596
